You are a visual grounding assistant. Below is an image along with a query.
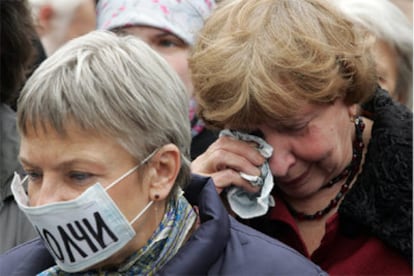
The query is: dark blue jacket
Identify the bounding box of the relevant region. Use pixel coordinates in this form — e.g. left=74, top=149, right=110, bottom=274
left=0, top=174, right=326, bottom=275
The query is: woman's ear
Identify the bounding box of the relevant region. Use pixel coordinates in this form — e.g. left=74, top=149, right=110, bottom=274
left=147, top=144, right=181, bottom=201
left=37, top=5, right=54, bottom=35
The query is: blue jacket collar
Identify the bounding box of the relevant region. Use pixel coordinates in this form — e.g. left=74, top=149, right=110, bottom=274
left=158, top=174, right=230, bottom=274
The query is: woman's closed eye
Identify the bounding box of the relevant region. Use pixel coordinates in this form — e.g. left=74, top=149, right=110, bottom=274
left=275, top=121, right=309, bottom=135
left=284, top=124, right=307, bottom=133
left=249, top=129, right=265, bottom=139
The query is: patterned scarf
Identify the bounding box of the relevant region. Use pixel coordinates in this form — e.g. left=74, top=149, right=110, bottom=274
left=38, top=192, right=197, bottom=276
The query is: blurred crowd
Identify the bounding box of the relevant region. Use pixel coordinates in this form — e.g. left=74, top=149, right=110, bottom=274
left=0, top=0, right=412, bottom=275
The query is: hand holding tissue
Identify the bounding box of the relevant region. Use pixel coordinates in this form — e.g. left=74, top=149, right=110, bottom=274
left=219, top=129, right=275, bottom=219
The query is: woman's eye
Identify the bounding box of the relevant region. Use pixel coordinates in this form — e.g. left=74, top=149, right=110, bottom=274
left=155, top=35, right=186, bottom=49
left=249, top=130, right=265, bottom=139
left=69, top=172, right=93, bottom=182
left=280, top=124, right=307, bottom=134
left=25, top=170, right=42, bottom=181
left=158, top=39, right=177, bottom=48
left=288, top=126, right=306, bottom=133
left=290, top=125, right=305, bottom=131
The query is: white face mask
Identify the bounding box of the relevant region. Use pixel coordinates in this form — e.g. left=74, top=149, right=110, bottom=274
left=11, top=151, right=157, bottom=273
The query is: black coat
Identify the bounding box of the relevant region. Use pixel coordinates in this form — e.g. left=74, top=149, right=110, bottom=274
left=339, top=87, right=413, bottom=262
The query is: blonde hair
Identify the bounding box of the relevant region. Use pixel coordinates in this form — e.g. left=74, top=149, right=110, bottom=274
left=190, top=0, right=377, bottom=130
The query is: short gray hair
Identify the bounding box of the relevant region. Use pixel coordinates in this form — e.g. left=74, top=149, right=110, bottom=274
left=17, top=30, right=192, bottom=190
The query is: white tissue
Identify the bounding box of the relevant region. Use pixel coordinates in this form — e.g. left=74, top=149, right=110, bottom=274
left=219, top=129, right=275, bottom=219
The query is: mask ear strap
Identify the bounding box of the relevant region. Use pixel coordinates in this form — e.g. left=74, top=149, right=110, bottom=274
left=105, top=164, right=140, bottom=191
left=129, top=200, right=154, bottom=225
left=105, top=149, right=159, bottom=191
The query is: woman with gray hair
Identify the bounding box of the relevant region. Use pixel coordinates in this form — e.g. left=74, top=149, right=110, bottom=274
left=0, top=30, right=326, bottom=275
left=336, top=0, right=413, bottom=109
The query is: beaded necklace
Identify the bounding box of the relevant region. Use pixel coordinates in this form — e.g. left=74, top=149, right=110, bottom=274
left=282, top=117, right=365, bottom=220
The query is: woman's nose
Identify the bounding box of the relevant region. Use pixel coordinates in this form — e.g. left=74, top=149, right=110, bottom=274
left=29, top=176, right=63, bottom=206
left=263, top=132, right=296, bottom=177
left=268, top=149, right=296, bottom=177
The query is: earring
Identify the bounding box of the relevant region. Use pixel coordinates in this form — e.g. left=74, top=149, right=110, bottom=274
left=154, top=194, right=160, bottom=201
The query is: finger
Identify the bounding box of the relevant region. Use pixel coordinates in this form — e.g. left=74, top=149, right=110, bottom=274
left=209, top=169, right=262, bottom=194
left=213, top=136, right=265, bottom=166
left=191, top=137, right=265, bottom=176
left=192, top=149, right=262, bottom=177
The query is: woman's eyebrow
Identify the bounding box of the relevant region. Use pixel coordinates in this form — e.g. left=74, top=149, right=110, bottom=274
left=19, top=156, right=105, bottom=171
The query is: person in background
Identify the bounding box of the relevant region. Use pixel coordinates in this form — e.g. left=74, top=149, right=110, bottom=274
left=0, top=30, right=326, bottom=275
left=336, top=0, right=413, bottom=109
left=96, top=0, right=218, bottom=160
left=28, top=0, right=96, bottom=56
left=0, top=0, right=39, bottom=254
left=391, top=0, right=413, bottom=23
left=189, top=0, right=412, bottom=274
